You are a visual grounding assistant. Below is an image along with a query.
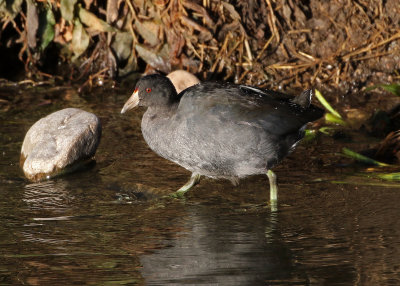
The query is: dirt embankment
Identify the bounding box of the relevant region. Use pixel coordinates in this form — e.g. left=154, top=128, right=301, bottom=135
left=0, top=0, right=399, bottom=92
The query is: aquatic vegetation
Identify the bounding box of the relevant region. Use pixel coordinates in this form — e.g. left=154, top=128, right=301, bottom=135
left=366, top=83, right=400, bottom=96
left=377, top=172, right=400, bottom=181
left=314, top=89, right=347, bottom=127
left=342, top=148, right=390, bottom=167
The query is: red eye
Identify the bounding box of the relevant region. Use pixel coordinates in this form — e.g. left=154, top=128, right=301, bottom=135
left=146, top=88, right=152, bottom=93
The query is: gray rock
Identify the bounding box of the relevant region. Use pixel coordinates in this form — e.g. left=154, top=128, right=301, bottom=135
left=21, top=108, right=101, bottom=181
left=167, top=70, right=200, bottom=93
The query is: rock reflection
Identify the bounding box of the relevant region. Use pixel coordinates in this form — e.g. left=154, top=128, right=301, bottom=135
left=23, top=180, right=74, bottom=212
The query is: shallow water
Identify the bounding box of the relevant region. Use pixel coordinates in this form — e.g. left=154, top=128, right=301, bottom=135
left=1, top=86, right=400, bottom=285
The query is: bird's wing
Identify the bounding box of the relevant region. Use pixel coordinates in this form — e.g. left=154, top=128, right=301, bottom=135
left=177, top=82, right=318, bottom=136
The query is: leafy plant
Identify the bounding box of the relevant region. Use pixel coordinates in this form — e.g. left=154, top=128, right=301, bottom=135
left=315, top=89, right=347, bottom=126
left=366, top=83, right=400, bottom=96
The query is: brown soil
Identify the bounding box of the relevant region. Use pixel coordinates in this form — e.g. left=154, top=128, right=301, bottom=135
left=159, top=0, right=400, bottom=93
left=0, top=0, right=399, bottom=93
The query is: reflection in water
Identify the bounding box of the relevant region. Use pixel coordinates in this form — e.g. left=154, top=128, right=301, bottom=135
left=265, top=209, right=278, bottom=241
left=23, top=180, right=74, bottom=212
left=140, top=206, right=301, bottom=285
left=21, top=180, right=77, bottom=253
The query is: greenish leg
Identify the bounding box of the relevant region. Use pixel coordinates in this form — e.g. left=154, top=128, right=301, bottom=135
left=172, top=173, right=201, bottom=198
left=267, top=170, right=278, bottom=209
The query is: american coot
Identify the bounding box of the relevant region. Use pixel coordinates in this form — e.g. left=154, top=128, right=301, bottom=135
left=121, top=74, right=324, bottom=203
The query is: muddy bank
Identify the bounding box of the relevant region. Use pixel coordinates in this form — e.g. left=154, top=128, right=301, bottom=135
left=0, top=0, right=399, bottom=93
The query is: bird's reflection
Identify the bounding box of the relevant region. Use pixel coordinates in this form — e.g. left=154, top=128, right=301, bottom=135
left=139, top=205, right=295, bottom=285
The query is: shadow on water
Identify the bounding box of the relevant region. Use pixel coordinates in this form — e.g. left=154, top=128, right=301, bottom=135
left=0, top=86, right=400, bottom=285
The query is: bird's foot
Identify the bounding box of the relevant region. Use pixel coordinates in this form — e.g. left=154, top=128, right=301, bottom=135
left=169, top=173, right=201, bottom=199
left=169, top=191, right=186, bottom=199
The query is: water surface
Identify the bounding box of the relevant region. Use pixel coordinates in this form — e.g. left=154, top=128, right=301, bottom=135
left=0, top=86, right=399, bottom=285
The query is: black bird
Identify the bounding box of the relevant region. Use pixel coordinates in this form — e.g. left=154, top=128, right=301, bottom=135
left=121, top=74, right=324, bottom=203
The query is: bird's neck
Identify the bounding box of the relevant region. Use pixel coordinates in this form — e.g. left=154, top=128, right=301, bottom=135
left=145, top=101, right=179, bottom=118
left=141, top=103, right=180, bottom=161
left=142, top=103, right=179, bottom=132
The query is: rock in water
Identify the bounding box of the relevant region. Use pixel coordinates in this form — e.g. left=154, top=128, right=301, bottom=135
left=20, top=108, right=102, bottom=181
left=167, top=70, right=200, bottom=93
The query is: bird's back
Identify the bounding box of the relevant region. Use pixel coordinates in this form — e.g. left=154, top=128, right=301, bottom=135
left=145, top=82, right=323, bottom=178
left=178, top=82, right=322, bottom=136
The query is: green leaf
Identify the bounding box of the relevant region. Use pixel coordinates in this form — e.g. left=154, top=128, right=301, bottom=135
left=342, top=147, right=390, bottom=167
left=377, top=172, right=400, bottom=181
left=38, top=7, right=55, bottom=50
left=365, top=83, right=400, bottom=96
left=319, top=126, right=337, bottom=135
left=303, top=129, right=319, bottom=141
left=60, top=0, right=78, bottom=21
left=331, top=177, right=400, bottom=187
left=325, top=113, right=347, bottom=126
left=315, top=89, right=342, bottom=118
left=71, top=18, right=89, bottom=60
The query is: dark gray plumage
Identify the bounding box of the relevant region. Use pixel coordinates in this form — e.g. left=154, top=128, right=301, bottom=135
left=121, top=74, right=324, bottom=201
